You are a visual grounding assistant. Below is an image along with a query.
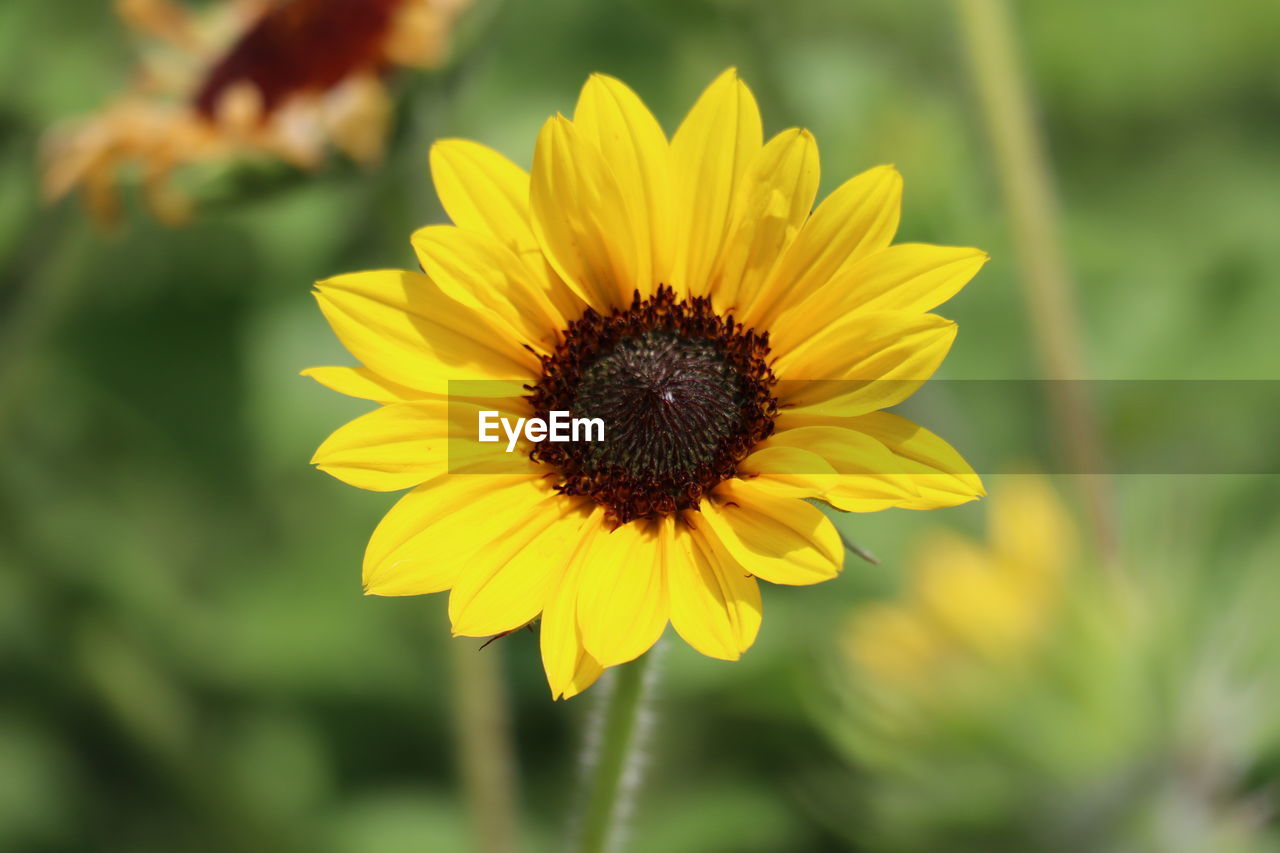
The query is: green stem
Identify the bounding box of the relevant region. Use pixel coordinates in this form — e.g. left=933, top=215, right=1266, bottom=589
left=573, top=648, right=660, bottom=853
left=449, top=640, right=522, bottom=853
left=953, top=0, right=1121, bottom=568
left=0, top=205, right=81, bottom=436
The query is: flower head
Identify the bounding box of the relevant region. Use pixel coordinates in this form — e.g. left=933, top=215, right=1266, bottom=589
left=823, top=480, right=1280, bottom=850
left=307, top=69, right=987, bottom=698
left=42, top=0, right=469, bottom=225
left=845, top=475, right=1074, bottom=691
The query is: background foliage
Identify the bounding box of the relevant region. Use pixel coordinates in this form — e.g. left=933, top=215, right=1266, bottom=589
left=2, top=0, right=1278, bottom=850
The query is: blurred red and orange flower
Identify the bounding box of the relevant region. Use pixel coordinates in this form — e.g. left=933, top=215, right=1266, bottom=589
left=42, top=0, right=470, bottom=225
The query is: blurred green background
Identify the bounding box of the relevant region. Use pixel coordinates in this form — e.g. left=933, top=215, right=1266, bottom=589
left=2, top=0, right=1279, bottom=851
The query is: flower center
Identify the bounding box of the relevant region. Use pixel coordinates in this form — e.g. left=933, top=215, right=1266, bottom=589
left=526, top=286, right=778, bottom=524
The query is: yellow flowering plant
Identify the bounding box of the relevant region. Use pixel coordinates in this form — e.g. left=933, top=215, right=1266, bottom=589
left=819, top=478, right=1280, bottom=853
left=305, top=68, right=988, bottom=700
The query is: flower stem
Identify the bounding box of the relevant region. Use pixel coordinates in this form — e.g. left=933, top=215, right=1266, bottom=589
left=449, top=640, right=521, bottom=853
left=572, top=648, right=661, bottom=853
left=953, top=0, right=1121, bottom=569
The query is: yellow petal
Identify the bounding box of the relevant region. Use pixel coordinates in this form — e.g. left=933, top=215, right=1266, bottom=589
left=575, top=518, right=668, bottom=668
left=430, top=138, right=583, bottom=323
left=802, top=412, right=986, bottom=509
left=743, top=164, right=901, bottom=329
left=771, top=244, right=987, bottom=352
left=430, top=139, right=537, bottom=256
left=711, top=128, right=819, bottom=315
left=836, top=243, right=986, bottom=315
left=668, top=518, right=762, bottom=660
left=311, top=400, right=449, bottom=491
left=741, top=429, right=922, bottom=512
left=314, top=270, right=539, bottom=394
left=541, top=507, right=610, bottom=700
left=448, top=498, right=594, bottom=638
left=300, top=366, right=422, bottom=403
left=312, top=397, right=533, bottom=491
left=530, top=115, right=640, bottom=311
left=736, top=444, right=837, bottom=502
left=698, top=478, right=843, bottom=586
left=574, top=73, right=672, bottom=298
left=362, top=471, right=547, bottom=596
left=670, top=68, right=763, bottom=298
left=446, top=395, right=544, bottom=474
left=776, top=311, right=957, bottom=417
left=411, top=224, right=569, bottom=354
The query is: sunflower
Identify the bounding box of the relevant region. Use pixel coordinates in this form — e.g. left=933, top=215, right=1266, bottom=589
left=307, top=69, right=987, bottom=699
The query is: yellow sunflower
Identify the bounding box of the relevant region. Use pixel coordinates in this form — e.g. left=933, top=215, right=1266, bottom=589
left=306, top=69, right=987, bottom=699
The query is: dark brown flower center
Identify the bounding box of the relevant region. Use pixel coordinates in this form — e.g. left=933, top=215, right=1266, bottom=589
left=526, top=286, right=778, bottom=524
left=193, top=0, right=405, bottom=119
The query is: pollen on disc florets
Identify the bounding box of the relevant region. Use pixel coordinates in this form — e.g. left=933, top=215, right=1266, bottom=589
left=525, top=286, right=778, bottom=524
